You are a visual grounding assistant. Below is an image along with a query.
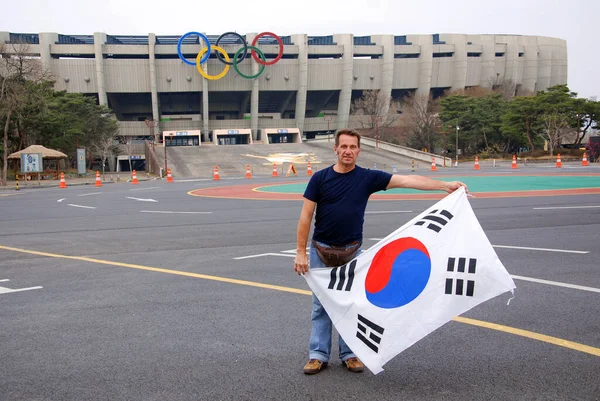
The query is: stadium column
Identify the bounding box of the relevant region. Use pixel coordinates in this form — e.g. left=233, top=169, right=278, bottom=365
left=292, top=34, right=308, bottom=136
left=334, top=34, right=354, bottom=131
left=450, top=34, right=468, bottom=92
left=371, top=35, right=394, bottom=117
left=535, top=37, right=553, bottom=91
left=39, top=33, right=58, bottom=75
left=148, top=33, right=160, bottom=142
left=415, top=35, right=433, bottom=98
left=504, top=35, right=520, bottom=90
left=520, top=35, right=538, bottom=94
left=479, top=35, right=495, bottom=89
left=201, top=33, right=210, bottom=142
left=93, top=32, right=108, bottom=106
left=247, top=33, right=259, bottom=141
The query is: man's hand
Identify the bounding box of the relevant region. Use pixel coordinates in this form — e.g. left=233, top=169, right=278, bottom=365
left=294, top=251, right=309, bottom=275
left=444, top=181, right=468, bottom=194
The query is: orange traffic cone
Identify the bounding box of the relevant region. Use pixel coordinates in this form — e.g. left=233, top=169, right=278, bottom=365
left=582, top=152, right=589, bottom=166
left=272, top=163, right=279, bottom=177
left=213, top=166, right=220, bottom=180
left=555, top=154, right=562, bottom=168
left=245, top=165, right=252, bottom=179
left=59, top=172, right=67, bottom=188
left=307, top=162, right=313, bottom=176
left=430, top=158, right=437, bottom=171
left=474, top=156, right=480, bottom=170
left=166, top=168, right=173, bottom=183
left=131, top=170, right=139, bottom=184
left=511, top=155, right=518, bottom=169
left=95, top=171, right=102, bottom=187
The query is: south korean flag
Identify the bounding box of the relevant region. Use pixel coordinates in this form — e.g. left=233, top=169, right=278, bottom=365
left=304, top=187, right=515, bottom=374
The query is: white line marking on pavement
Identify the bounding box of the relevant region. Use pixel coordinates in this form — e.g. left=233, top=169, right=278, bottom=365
left=511, top=275, right=600, bottom=293
left=492, top=245, right=588, bottom=254
left=67, top=204, right=96, bottom=209
left=366, top=210, right=413, bottom=214
left=281, top=248, right=309, bottom=254
left=0, top=286, right=43, bottom=295
left=139, top=210, right=212, bottom=214
left=131, top=186, right=161, bottom=191
left=368, top=239, right=588, bottom=254
left=234, top=253, right=296, bottom=260
left=78, top=192, right=102, bottom=197
left=533, top=205, right=600, bottom=210
left=57, top=198, right=65, bottom=202
left=0, top=279, right=9, bottom=282
left=126, top=197, right=158, bottom=203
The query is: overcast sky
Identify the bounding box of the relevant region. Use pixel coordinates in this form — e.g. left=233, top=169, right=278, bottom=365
left=2, top=0, right=598, bottom=99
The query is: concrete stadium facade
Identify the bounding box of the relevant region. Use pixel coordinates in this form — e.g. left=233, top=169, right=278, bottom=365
left=1, top=31, right=567, bottom=142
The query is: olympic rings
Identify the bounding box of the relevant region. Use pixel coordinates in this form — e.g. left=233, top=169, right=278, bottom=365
left=176, top=31, right=284, bottom=80
left=178, top=32, right=211, bottom=66
left=196, top=46, right=230, bottom=81
left=251, top=32, right=284, bottom=66
left=233, top=46, right=265, bottom=79
left=215, top=32, right=247, bottom=66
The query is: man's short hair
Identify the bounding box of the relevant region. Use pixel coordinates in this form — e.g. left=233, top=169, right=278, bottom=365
left=335, top=129, right=361, bottom=147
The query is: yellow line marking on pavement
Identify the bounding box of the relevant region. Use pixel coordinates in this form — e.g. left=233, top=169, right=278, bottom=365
left=1, top=244, right=598, bottom=358
left=0, top=193, right=20, bottom=197
left=453, top=317, right=600, bottom=356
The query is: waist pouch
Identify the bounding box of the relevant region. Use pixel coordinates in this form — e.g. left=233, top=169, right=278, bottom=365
left=312, top=240, right=361, bottom=267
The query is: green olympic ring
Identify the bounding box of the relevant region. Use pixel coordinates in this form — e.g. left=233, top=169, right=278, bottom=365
left=233, top=46, right=266, bottom=80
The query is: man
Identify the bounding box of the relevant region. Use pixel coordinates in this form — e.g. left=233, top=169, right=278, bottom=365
left=294, top=129, right=468, bottom=375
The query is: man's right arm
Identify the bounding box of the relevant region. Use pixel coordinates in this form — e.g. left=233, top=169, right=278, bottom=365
left=294, top=198, right=316, bottom=275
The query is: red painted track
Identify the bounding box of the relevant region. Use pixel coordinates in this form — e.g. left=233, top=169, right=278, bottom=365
left=188, top=181, right=600, bottom=201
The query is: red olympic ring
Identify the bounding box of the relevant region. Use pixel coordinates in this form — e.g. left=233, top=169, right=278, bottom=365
left=251, top=32, right=284, bottom=66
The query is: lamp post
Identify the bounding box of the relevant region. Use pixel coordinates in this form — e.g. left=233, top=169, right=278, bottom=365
left=441, top=129, right=448, bottom=168
left=455, top=124, right=460, bottom=167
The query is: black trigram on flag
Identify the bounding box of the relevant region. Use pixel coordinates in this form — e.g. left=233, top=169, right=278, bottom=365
left=356, top=314, right=385, bottom=353
left=327, top=260, right=357, bottom=291
left=414, top=209, right=454, bottom=233
left=445, top=257, right=477, bottom=297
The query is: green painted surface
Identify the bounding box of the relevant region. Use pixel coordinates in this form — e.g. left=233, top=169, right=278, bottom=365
left=257, top=176, right=600, bottom=194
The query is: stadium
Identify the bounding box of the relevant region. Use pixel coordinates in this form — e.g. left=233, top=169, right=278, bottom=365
left=0, top=31, right=568, bottom=175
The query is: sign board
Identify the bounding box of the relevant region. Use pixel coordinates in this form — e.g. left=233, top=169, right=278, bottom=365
left=227, top=130, right=240, bottom=134
left=277, top=129, right=289, bottom=134
left=77, top=148, right=86, bottom=174
left=175, top=131, right=189, bottom=136
left=21, top=153, right=43, bottom=173
left=130, top=155, right=143, bottom=160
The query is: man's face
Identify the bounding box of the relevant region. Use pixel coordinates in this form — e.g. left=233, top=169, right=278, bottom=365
left=334, top=134, right=360, bottom=167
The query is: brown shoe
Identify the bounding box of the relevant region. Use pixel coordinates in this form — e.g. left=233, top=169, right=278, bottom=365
left=344, top=357, right=364, bottom=373
left=303, top=359, right=328, bottom=375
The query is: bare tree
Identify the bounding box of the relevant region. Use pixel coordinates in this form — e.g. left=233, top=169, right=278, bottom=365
left=91, top=133, right=119, bottom=180
left=350, top=90, right=399, bottom=145
left=0, top=42, right=48, bottom=185
left=400, top=93, right=441, bottom=152
left=541, top=114, right=570, bottom=156
left=117, top=136, right=135, bottom=176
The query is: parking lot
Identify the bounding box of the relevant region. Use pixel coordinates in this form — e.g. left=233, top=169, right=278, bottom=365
left=1, top=172, right=599, bottom=400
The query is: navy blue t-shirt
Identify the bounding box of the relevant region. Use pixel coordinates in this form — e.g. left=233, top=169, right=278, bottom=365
left=303, top=165, right=392, bottom=246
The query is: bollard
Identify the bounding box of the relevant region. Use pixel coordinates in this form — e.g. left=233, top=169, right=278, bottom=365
left=16, top=176, right=19, bottom=191
left=411, top=159, right=415, bottom=172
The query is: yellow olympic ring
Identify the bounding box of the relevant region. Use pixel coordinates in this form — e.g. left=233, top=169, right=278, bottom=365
left=195, top=46, right=230, bottom=80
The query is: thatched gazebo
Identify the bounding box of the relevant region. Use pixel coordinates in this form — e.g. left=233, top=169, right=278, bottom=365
left=8, top=145, right=68, bottom=180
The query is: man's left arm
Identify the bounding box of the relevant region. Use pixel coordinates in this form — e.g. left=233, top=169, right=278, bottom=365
left=387, top=174, right=468, bottom=194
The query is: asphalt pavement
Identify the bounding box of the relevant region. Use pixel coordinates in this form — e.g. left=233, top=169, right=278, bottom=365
left=0, top=169, right=599, bottom=401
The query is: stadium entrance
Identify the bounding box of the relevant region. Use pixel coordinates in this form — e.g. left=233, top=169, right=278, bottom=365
left=213, top=129, right=253, bottom=145
left=163, top=130, right=201, bottom=147
left=262, top=128, right=302, bottom=144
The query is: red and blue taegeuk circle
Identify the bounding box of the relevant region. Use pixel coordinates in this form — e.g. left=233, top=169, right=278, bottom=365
left=365, top=237, right=431, bottom=309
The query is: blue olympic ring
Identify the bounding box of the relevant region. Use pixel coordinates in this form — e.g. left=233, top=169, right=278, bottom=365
left=177, top=31, right=211, bottom=66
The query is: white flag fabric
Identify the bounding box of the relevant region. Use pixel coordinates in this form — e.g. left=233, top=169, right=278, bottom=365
left=304, top=187, right=515, bottom=374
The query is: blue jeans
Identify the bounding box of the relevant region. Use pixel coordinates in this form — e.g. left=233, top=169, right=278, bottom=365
left=309, top=240, right=359, bottom=363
